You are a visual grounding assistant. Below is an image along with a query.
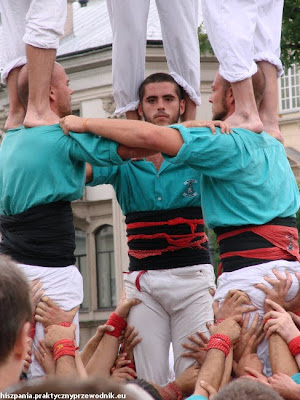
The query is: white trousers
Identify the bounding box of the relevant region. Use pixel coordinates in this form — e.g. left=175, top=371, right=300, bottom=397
left=17, top=263, right=83, bottom=378
left=215, top=260, right=300, bottom=375
left=0, top=0, right=67, bottom=84
left=124, top=264, right=215, bottom=385
left=202, top=0, right=284, bottom=81
left=106, top=0, right=201, bottom=115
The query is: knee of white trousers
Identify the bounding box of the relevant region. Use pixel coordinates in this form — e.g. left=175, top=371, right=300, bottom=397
left=24, top=0, right=67, bottom=49
left=219, top=61, right=258, bottom=83
left=254, top=53, right=284, bottom=77
left=1, top=56, right=27, bottom=85
left=114, top=100, right=140, bottom=116
left=170, top=72, right=201, bottom=106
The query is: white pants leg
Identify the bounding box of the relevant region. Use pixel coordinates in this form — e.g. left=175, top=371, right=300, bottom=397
left=253, top=0, right=284, bottom=77
left=0, top=0, right=67, bottom=84
left=202, top=0, right=258, bottom=82
left=0, top=0, right=29, bottom=84
left=107, top=0, right=150, bottom=115
left=214, top=260, right=300, bottom=375
left=125, top=264, right=215, bottom=385
left=17, top=263, right=83, bottom=378
left=156, top=0, right=201, bottom=105
left=24, top=0, right=67, bottom=48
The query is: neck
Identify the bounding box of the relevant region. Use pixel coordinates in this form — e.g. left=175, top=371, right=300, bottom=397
left=146, top=153, right=164, bottom=171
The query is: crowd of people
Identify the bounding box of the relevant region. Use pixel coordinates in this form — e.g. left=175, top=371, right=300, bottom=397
left=0, top=0, right=299, bottom=399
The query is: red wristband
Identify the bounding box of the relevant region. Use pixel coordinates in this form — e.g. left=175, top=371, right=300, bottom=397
left=59, top=322, right=71, bottom=327
left=288, top=335, right=300, bottom=356
left=160, top=381, right=183, bottom=400
left=53, top=339, right=76, bottom=361
left=105, top=312, right=127, bottom=338
left=214, top=318, right=225, bottom=325
left=206, top=333, right=231, bottom=357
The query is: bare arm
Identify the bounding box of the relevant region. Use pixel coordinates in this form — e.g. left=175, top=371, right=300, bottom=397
left=60, top=116, right=183, bottom=156
left=193, top=317, right=241, bottom=397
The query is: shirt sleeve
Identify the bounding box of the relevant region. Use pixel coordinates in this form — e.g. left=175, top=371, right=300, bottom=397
left=291, top=373, right=300, bottom=384
left=68, top=131, right=126, bottom=166
left=185, top=395, right=208, bottom=400
left=163, top=124, right=253, bottom=179
left=87, top=165, right=119, bottom=186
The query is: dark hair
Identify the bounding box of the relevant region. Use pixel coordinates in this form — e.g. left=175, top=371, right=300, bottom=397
left=138, top=73, right=184, bottom=102
left=213, top=379, right=284, bottom=400
left=128, top=378, right=162, bottom=400
left=0, top=256, right=32, bottom=364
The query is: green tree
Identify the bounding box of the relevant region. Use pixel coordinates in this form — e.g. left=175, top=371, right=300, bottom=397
left=281, top=0, right=300, bottom=68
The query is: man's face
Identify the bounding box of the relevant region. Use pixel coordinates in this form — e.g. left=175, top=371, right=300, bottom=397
left=139, top=82, right=185, bottom=126
left=52, top=65, right=74, bottom=118
left=209, top=73, right=229, bottom=121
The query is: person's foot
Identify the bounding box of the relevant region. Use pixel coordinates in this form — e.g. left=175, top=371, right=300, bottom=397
left=225, top=112, right=264, bottom=133
left=23, top=108, right=59, bottom=128
left=4, top=109, right=25, bottom=131
left=262, top=120, right=284, bottom=144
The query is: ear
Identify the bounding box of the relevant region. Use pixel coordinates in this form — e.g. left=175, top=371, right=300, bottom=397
left=137, top=102, right=144, bottom=119
left=227, top=87, right=235, bottom=106
left=179, top=99, right=185, bottom=116
left=49, top=85, right=56, bottom=102
left=14, top=321, right=31, bottom=361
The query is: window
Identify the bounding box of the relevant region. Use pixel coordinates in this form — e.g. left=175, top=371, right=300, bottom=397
left=96, top=225, right=116, bottom=309
left=279, top=65, right=300, bottom=113
left=74, top=229, right=89, bottom=310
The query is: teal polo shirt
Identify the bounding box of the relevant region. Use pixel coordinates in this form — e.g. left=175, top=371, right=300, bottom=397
left=89, top=159, right=202, bottom=215
left=0, top=124, right=124, bottom=215
left=163, top=125, right=299, bottom=228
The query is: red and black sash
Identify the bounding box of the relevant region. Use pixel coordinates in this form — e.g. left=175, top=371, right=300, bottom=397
left=215, top=217, right=300, bottom=275
left=126, top=207, right=210, bottom=271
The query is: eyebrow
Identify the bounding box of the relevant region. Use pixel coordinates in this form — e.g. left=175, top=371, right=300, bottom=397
left=145, top=94, right=176, bottom=100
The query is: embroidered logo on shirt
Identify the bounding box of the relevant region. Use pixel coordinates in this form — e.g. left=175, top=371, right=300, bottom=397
left=183, top=179, right=198, bottom=198
left=287, top=234, right=294, bottom=251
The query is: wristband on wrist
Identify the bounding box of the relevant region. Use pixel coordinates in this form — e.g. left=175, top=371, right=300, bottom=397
left=83, top=118, right=89, bottom=132
left=53, top=338, right=76, bottom=362
left=288, top=335, right=300, bottom=356
left=105, top=312, right=127, bottom=338
left=59, top=322, right=71, bottom=327
left=160, top=381, right=183, bottom=400
left=214, top=318, right=225, bottom=325
left=206, top=333, right=231, bottom=357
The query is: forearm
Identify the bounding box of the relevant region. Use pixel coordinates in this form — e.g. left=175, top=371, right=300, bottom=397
left=269, top=333, right=298, bottom=375
left=220, top=348, right=233, bottom=388
left=56, top=355, right=77, bottom=377
left=84, top=118, right=182, bottom=155
left=194, top=349, right=226, bottom=396
left=86, top=334, right=118, bottom=377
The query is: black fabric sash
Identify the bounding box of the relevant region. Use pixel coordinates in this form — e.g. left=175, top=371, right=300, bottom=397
left=126, top=207, right=210, bottom=271
left=0, top=201, right=76, bottom=267
left=214, top=217, right=297, bottom=272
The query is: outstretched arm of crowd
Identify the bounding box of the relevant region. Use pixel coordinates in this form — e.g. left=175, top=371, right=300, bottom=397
left=86, top=289, right=140, bottom=377
left=193, top=316, right=241, bottom=398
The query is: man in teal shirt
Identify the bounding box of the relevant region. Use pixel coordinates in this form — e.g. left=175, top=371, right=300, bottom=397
left=60, top=68, right=300, bottom=373
left=0, top=62, right=133, bottom=378
left=88, top=73, right=216, bottom=385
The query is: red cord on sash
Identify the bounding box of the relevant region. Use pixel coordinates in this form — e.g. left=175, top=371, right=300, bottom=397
left=127, top=217, right=208, bottom=259
left=217, top=225, right=300, bottom=276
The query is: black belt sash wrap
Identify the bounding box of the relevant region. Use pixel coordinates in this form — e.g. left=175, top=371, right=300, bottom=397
left=0, top=201, right=76, bottom=267
left=126, top=207, right=210, bottom=271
